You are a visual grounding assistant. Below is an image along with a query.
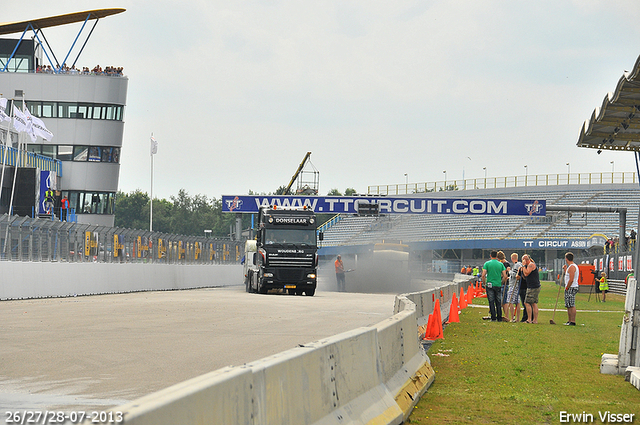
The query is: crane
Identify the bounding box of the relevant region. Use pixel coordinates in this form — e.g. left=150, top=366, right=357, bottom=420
left=285, top=152, right=313, bottom=195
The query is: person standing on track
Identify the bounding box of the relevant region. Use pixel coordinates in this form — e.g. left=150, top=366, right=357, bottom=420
left=335, top=255, right=345, bottom=292
left=482, top=251, right=506, bottom=322
left=563, top=252, right=579, bottom=326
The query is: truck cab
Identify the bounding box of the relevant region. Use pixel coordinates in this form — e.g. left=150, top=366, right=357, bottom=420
left=247, top=206, right=319, bottom=296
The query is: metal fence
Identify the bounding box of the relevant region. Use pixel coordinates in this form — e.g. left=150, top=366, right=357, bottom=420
left=555, top=250, right=635, bottom=282
left=369, top=171, right=638, bottom=195
left=0, top=214, right=243, bottom=264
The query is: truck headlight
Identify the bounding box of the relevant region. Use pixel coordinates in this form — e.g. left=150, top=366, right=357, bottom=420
left=307, top=274, right=316, bottom=279
left=264, top=273, right=274, bottom=278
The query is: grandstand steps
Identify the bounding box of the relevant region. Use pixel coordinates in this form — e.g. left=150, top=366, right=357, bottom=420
left=320, top=184, right=640, bottom=248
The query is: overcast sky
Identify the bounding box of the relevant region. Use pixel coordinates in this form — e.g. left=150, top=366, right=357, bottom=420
left=3, top=1, right=640, bottom=199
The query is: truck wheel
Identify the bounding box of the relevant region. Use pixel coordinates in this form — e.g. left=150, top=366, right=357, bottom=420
left=247, top=271, right=256, bottom=293
left=258, top=282, right=268, bottom=294
left=245, top=273, right=250, bottom=292
left=287, top=289, right=296, bottom=295
left=305, top=288, right=315, bottom=296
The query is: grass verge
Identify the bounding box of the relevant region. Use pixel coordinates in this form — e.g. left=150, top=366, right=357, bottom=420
left=407, top=282, right=638, bottom=424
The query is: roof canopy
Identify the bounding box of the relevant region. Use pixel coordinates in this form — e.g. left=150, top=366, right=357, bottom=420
left=0, top=9, right=125, bottom=36
left=577, top=54, right=640, bottom=152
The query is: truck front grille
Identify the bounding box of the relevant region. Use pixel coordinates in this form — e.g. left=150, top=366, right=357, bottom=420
left=268, top=257, right=314, bottom=268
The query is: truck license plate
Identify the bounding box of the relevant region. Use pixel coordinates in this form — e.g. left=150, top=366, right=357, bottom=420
left=284, top=285, right=296, bottom=289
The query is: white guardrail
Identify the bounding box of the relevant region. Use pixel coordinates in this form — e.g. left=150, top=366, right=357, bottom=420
left=85, top=275, right=474, bottom=425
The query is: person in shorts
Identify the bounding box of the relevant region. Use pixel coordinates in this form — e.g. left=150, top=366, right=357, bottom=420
left=505, top=253, right=522, bottom=322
left=599, top=271, right=609, bottom=302
left=563, top=252, right=579, bottom=326
left=520, top=254, right=541, bottom=324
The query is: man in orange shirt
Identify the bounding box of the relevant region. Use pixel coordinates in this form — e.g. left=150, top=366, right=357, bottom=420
left=335, top=255, right=345, bottom=292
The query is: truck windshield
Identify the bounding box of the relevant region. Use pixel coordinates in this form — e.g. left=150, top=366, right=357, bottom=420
left=264, top=229, right=316, bottom=245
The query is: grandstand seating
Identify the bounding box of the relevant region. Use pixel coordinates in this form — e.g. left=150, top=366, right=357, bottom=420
left=321, top=184, right=640, bottom=247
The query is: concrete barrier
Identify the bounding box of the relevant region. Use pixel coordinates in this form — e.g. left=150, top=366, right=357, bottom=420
left=0, top=262, right=242, bottom=300
left=78, top=274, right=476, bottom=425
left=112, top=367, right=253, bottom=425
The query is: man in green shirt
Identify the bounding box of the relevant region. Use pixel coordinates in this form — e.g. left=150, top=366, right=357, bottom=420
left=482, top=250, right=506, bottom=322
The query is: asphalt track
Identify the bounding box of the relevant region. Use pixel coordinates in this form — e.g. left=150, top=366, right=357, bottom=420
left=0, top=286, right=396, bottom=412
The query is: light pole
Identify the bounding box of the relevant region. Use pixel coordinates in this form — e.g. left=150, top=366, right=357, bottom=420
left=524, top=165, right=528, bottom=176
left=443, top=170, right=447, bottom=188
left=483, top=167, right=487, bottom=179
left=404, top=173, right=408, bottom=184
left=566, top=162, right=570, bottom=174
left=611, top=160, right=615, bottom=173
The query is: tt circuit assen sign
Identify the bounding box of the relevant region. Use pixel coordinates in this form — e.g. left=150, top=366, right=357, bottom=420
left=222, top=195, right=546, bottom=216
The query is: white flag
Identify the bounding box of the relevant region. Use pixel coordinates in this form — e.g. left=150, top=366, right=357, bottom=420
left=0, top=98, right=9, bottom=123
left=12, top=105, right=29, bottom=134
left=22, top=107, right=37, bottom=143
left=30, top=115, right=54, bottom=141
left=0, top=107, right=8, bottom=123
left=150, top=136, right=158, bottom=155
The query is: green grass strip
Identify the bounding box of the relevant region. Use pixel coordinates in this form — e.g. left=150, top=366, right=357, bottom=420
left=408, top=282, right=639, bottom=424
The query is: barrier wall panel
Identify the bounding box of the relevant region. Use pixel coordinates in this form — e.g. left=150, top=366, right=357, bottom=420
left=107, top=367, right=252, bottom=425
left=249, top=327, right=400, bottom=425
left=0, top=263, right=242, bottom=300
left=250, top=344, right=335, bottom=425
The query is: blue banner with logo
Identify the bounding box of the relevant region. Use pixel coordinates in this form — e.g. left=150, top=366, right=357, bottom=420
left=39, top=170, right=55, bottom=214
left=222, top=195, right=546, bottom=216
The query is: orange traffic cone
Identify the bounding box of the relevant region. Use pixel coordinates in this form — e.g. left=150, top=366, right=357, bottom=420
left=459, top=287, right=467, bottom=309
left=423, top=313, right=434, bottom=340
left=467, top=284, right=473, bottom=305
left=447, top=294, right=460, bottom=323
left=433, top=299, right=444, bottom=339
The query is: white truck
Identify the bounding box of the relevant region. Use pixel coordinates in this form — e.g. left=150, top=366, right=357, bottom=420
left=243, top=239, right=259, bottom=291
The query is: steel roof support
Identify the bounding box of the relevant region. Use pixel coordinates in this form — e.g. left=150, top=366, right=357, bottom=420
left=58, top=13, right=92, bottom=71
left=33, top=26, right=61, bottom=70
left=1, top=25, right=30, bottom=72
left=71, top=18, right=99, bottom=69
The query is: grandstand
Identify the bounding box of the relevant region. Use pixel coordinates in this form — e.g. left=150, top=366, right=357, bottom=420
left=319, top=176, right=640, bottom=259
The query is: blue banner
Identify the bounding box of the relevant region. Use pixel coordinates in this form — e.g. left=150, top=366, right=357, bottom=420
left=222, top=195, right=546, bottom=216
left=39, top=170, right=54, bottom=214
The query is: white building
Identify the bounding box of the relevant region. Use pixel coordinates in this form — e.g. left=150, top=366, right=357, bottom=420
left=0, top=9, right=127, bottom=227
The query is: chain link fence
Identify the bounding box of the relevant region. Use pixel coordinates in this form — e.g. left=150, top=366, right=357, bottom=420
left=0, top=214, right=244, bottom=264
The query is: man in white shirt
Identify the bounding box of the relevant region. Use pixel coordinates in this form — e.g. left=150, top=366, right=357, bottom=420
left=563, top=252, right=580, bottom=326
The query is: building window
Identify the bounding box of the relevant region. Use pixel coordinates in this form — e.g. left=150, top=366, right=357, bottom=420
left=58, top=145, right=73, bottom=161
left=41, top=145, right=56, bottom=158
left=23, top=100, right=124, bottom=121
left=20, top=144, right=120, bottom=163
left=88, top=147, right=101, bottom=162
left=73, top=146, right=88, bottom=161
left=63, top=191, right=115, bottom=215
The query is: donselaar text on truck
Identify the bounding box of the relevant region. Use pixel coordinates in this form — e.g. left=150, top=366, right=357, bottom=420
left=244, top=206, right=321, bottom=296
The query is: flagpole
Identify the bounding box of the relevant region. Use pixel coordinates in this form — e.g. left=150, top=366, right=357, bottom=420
left=0, top=97, right=11, bottom=212
left=4, top=100, right=22, bottom=257
left=7, top=96, right=26, bottom=220
left=150, top=132, right=154, bottom=232
left=0, top=98, right=11, bottom=258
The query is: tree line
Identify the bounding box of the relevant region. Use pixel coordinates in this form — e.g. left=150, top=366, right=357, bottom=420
left=115, top=187, right=357, bottom=238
